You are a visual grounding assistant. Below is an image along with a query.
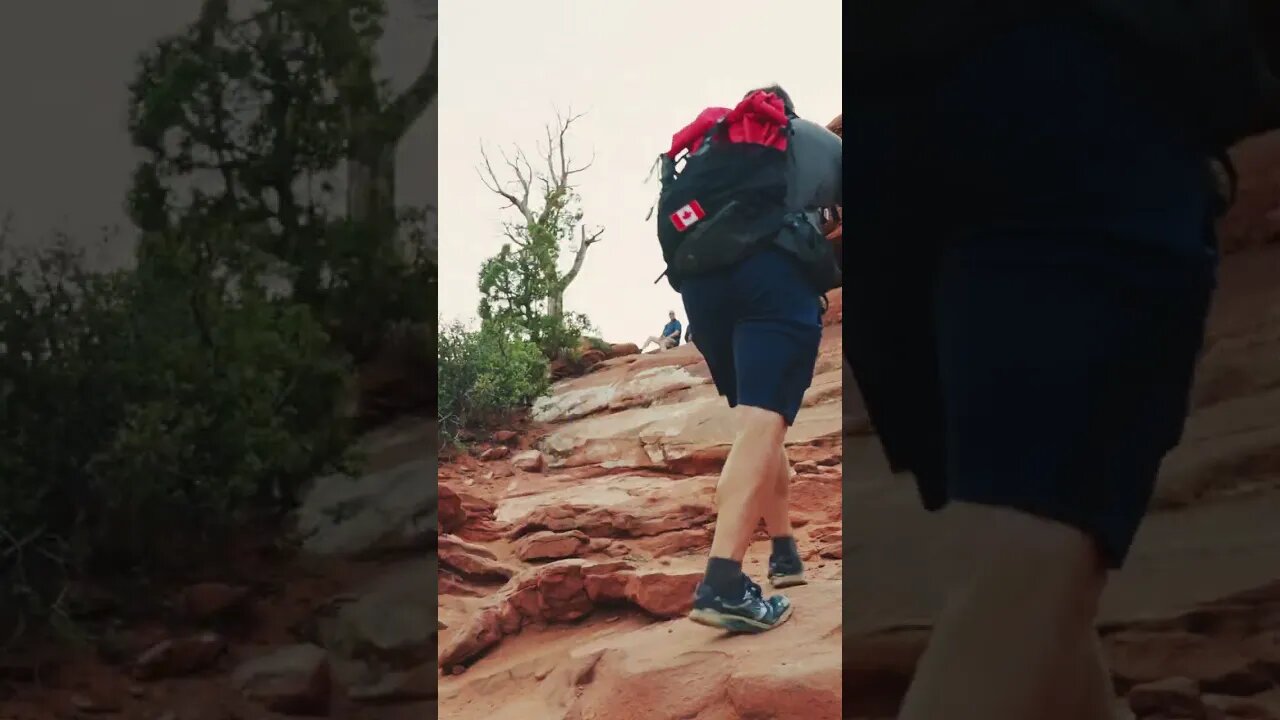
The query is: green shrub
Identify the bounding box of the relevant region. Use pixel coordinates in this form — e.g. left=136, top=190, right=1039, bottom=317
left=0, top=230, right=353, bottom=632
left=298, top=207, right=437, bottom=366
left=584, top=335, right=612, bottom=353
left=545, top=310, right=597, bottom=362
left=437, top=319, right=548, bottom=444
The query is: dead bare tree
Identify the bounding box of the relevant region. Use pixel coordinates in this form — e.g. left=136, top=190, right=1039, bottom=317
left=477, top=110, right=602, bottom=321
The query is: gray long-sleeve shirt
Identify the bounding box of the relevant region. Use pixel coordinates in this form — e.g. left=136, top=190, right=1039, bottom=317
left=786, top=117, right=843, bottom=231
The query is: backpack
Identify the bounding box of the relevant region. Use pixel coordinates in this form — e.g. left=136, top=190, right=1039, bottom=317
left=653, top=91, right=841, bottom=294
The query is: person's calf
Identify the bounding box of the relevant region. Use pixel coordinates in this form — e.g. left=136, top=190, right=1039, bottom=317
left=764, top=448, right=806, bottom=588
left=899, top=502, right=1109, bottom=720
left=1057, top=631, right=1119, bottom=720
left=761, top=447, right=794, bottom=537
left=710, top=405, right=788, bottom=562
left=699, top=406, right=787, bottom=597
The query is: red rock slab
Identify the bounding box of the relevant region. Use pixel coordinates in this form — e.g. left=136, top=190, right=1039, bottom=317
left=437, top=560, right=702, bottom=671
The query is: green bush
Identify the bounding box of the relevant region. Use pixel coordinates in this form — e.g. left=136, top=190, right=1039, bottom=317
left=437, top=319, right=548, bottom=444
left=545, top=310, right=598, bottom=362
left=0, top=0, right=438, bottom=645
left=0, top=230, right=352, bottom=631
left=292, top=207, right=437, bottom=367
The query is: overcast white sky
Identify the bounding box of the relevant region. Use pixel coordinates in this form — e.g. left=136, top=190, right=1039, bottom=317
left=439, top=0, right=842, bottom=344
left=0, top=0, right=434, bottom=268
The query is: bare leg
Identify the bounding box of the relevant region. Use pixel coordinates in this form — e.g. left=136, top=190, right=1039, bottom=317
left=1056, top=631, right=1118, bottom=720
left=708, top=405, right=788, bottom=561
left=899, top=502, right=1111, bottom=720
left=758, top=446, right=807, bottom=587
left=760, top=446, right=793, bottom=538
left=688, top=406, right=794, bottom=632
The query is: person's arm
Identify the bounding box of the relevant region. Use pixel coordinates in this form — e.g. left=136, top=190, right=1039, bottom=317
left=789, top=118, right=843, bottom=211
left=828, top=116, right=842, bottom=206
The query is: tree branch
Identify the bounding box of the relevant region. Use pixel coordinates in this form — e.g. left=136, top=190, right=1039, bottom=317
left=384, top=39, right=437, bottom=142
left=543, top=110, right=593, bottom=193
left=477, top=144, right=536, bottom=227
left=558, top=225, right=603, bottom=288
left=502, top=226, right=528, bottom=248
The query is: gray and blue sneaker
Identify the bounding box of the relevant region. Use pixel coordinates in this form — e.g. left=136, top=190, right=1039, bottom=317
left=688, top=578, right=793, bottom=633
left=767, top=551, right=807, bottom=589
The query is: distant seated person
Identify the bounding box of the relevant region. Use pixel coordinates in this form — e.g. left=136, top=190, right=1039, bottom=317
left=641, top=310, right=682, bottom=352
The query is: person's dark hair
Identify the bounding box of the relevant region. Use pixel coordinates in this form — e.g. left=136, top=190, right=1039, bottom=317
left=744, top=84, right=796, bottom=116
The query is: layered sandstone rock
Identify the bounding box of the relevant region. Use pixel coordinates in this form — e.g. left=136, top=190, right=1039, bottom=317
left=438, top=280, right=844, bottom=718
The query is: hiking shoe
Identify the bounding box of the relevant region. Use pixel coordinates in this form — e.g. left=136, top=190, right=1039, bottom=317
left=688, top=578, right=792, bottom=633
left=768, top=551, right=808, bottom=589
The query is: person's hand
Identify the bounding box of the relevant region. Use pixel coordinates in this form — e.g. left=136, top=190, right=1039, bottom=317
left=820, top=206, right=842, bottom=238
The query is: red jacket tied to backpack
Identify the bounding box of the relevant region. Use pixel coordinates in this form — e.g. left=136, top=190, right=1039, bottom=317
left=665, top=92, right=790, bottom=161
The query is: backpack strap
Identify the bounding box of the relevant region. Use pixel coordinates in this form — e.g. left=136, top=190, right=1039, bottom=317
left=659, top=118, right=728, bottom=190
left=694, top=119, right=725, bottom=156
left=658, top=153, right=677, bottom=185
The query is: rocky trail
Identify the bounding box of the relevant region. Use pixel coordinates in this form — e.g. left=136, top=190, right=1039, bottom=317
left=0, top=418, right=437, bottom=720
left=436, top=293, right=846, bottom=720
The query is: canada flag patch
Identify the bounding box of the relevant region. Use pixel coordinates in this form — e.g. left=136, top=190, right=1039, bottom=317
left=669, top=200, right=706, bottom=232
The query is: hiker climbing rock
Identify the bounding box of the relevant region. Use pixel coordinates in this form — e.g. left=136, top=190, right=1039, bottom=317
left=640, top=310, right=683, bottom=352
left=651, top=85, right=841, bottom=633
left=846, top=4, right=1280, bottom=718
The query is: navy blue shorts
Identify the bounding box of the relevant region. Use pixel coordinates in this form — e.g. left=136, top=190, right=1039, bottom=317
left=680, top=249, right=823, bottom=426
left=844, top=19, right=1218, bottom=567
